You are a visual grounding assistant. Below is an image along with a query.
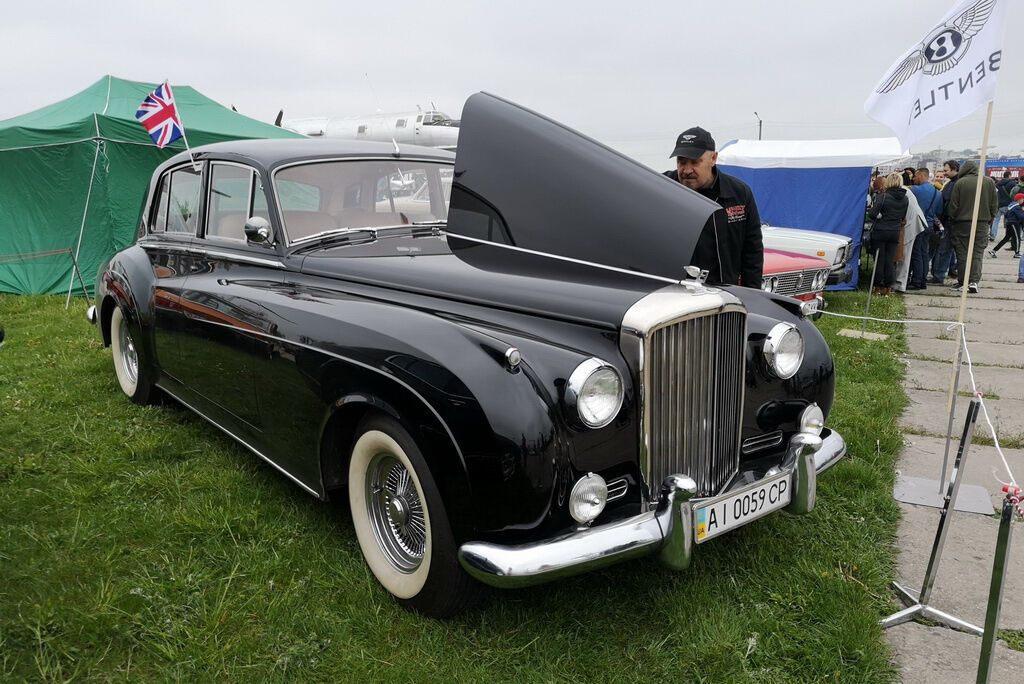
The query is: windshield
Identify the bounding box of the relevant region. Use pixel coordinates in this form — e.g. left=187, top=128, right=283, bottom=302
left=274, top=160, right=452, bottom=243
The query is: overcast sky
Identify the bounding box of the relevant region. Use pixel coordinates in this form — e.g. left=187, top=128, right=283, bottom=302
left=3, top=0, right=1022, bottom=169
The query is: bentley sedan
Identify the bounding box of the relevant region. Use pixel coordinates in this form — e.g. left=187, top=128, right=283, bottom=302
left=89, top=92, right=846, bottom=617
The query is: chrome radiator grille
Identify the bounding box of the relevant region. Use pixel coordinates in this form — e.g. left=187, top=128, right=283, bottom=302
left=645, top=310, right=746, bottom=498
left=774, top=269, right=820, bottom=297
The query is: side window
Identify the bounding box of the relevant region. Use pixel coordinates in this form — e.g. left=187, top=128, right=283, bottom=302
left=252, top=175, right=271, bottom=222
left=167, top=166, right=203, bottom=234
left=149, top=173, right=171, bottom=233
left=357, top=125, right=367, bottom=135
left=207, top=164, right=252, bottom=241
left=395, top=118, right=407, bottom=129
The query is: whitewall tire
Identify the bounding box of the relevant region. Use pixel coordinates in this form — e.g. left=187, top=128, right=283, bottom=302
left=348, top=414, right=478, bottom=616
left=110, top=305, right=155, bottom=404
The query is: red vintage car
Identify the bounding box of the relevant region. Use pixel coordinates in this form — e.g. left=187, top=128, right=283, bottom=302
left=761, top=249, right=832, bottom=309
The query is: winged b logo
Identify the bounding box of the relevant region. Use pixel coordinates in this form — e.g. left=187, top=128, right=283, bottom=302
left=875, top=0, right=996, bottom=93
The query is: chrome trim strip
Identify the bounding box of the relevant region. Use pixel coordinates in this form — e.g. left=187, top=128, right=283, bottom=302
left=742, top=430, right=784, bottom=454
left=155, top=382, right=320, bottom=498
left=196, top=249, right=287, bottom=269
left=457, top=428, right=846, bottom=588
left=606, top=477, right=628, bottom=502
left=167, top=316, right=467, bottom=471
left=445, top=233, right=681, bottom=286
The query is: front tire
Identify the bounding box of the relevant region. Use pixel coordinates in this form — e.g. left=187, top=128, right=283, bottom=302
left=348, top=414, right=477, bottom=617
left=110, top=305, right=155, bottom=405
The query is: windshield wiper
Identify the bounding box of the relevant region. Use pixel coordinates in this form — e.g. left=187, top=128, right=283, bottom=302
left=293, top=228, right=377, bottom=251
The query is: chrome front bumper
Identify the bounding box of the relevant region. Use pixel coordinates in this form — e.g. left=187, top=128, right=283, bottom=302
left=458, top=428, right=846, bottom=588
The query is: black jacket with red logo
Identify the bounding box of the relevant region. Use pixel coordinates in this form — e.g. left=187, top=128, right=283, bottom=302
left=663, top=167, right=764, bottom=287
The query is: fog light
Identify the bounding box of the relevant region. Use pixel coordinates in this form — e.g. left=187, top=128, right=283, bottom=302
left=799, top=403, right=824, bottom=436
left=569, top=473, right=607, bottom=524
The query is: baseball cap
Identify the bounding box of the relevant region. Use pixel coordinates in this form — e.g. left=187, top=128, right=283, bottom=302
left=670, top=127, right=715, bottom=159
left=1015, top=193, right=1024, bottom=201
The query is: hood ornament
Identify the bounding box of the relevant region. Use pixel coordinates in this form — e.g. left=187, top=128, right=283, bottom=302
left=683, top=265, right=709, bottom=284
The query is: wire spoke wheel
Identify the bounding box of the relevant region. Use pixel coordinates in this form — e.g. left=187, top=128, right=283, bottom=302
left=117, top=316, right=139, bottom=387
left=366, top=453, right=427, bottom=572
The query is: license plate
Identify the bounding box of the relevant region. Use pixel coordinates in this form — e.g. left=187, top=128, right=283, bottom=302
left=694, top=472, right=791, bottom=543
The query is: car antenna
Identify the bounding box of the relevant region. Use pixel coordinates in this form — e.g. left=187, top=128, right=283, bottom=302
left=364, top=72, right=400, bottom=157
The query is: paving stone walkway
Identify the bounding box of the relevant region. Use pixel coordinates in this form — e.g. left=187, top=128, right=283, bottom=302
left=884, top=252, right=1024, bottom=681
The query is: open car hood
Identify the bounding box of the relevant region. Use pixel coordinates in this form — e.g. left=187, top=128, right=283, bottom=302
left=447, top=93, right=719, bottom=281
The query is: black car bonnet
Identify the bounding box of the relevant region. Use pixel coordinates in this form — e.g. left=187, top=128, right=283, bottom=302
left=447, top=92, right=719, bottom=281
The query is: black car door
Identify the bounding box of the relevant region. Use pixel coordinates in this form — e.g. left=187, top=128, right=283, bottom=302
left=140, top=163, right=204, bottom=384
left=174, top=161, right=283, bottom=436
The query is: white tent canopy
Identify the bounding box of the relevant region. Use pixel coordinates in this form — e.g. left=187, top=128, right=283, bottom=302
left=718, top=137, right=910, bottom=169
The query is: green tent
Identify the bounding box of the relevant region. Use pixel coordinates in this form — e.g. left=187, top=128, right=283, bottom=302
left=0, top=75, right=302, bottom=296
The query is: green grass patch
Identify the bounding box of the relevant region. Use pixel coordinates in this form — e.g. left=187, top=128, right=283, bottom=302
left=1, top=292, right=906, bottom=681
left=1001, top=629, right=1024, bottom=652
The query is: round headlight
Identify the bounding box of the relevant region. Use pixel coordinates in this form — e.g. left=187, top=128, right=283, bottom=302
left=566, top=358, right=624, bottom=428
left=799, top=403, right=824, bottom=436
left=763, top=323, right=804, bottom=379
left=817, top=270, right=829, bottom=290
left=569, top=472, right=608, bottom=524
left=761, top=276, right=778, bottom=293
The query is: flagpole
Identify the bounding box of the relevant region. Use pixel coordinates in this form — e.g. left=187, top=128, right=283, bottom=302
left=179, top=127, right=201, bottom=173
left=162, top=80, right=200, bottom=172
left=938, top=100, right=994, bottom=490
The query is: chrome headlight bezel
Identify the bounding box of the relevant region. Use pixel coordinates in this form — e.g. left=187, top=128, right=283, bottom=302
left=566, top=357, right=624, bottom=429
left=763, top=322, right=804, bottom=379
left=761, top=275, right=779, bottom=293
left=814, top=269, right=828, bottom=290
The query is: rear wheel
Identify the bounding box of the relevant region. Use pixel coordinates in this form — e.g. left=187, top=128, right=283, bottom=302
left=110, top=305, right=156, bottom=405
left=348, top=414, right=477, bottom=617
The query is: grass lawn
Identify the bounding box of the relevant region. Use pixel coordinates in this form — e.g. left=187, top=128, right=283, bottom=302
left=1, top=290, right=909, bottom=682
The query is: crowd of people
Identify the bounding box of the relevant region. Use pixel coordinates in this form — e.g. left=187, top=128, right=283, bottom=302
left=867, top=162, right=1024, bottom=293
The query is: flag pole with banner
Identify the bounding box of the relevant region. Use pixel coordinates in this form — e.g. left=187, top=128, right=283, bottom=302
left=864, top=0, right=1009, bottom=489
left=135, top=81, right=200, bottom=171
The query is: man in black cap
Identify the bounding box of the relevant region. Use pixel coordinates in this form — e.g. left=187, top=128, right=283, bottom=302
left=664, top=127, right=764, bottom=287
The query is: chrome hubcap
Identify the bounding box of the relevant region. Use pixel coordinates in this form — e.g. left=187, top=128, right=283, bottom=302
left=118, top=319, right=138, bottom=386
left=366, top=453, right=426, bottom=572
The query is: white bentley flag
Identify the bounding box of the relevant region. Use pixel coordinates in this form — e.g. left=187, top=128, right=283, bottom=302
left=864, top=0, right=1009, bottom=151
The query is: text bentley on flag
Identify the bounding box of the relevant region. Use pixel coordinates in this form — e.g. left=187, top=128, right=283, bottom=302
left=864, top=0, right=1009, bottom=151
left=135, top=82, right=184, bottom=149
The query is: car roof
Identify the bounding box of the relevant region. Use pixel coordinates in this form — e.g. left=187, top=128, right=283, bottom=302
left=165, top=138, right=455, bottom=169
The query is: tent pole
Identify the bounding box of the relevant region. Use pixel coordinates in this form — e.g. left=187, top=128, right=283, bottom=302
left=66, top=137, right=101, bottom=308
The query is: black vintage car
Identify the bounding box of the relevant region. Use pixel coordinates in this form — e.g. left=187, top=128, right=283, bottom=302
left=89, top=93, right=845, bottom=617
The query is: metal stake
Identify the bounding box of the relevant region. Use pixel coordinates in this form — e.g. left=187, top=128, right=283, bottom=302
left=881, top=398, right=983, bottom=635
left=976, top=493, right=1017, bottom=683
left=939, top=332, right=965, bottom=493
left=862, top=248, right=880, bottom=336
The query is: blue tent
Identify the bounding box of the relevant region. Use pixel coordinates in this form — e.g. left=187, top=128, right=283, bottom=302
left=718, top=138, right=907, bottom=290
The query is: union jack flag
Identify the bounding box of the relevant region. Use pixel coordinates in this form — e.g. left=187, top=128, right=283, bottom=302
left=135, top=82, right=184, bottom=148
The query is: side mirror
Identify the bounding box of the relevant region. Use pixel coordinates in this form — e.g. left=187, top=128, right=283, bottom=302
left=244, top=217, right=273, bottom=245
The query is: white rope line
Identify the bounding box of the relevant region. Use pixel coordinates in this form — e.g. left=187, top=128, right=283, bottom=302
left=959, top=330, right=1018, bottom=489
left=818, top=308, right=1018, bottom=488
left=817, top=309, right=964, bottom=328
